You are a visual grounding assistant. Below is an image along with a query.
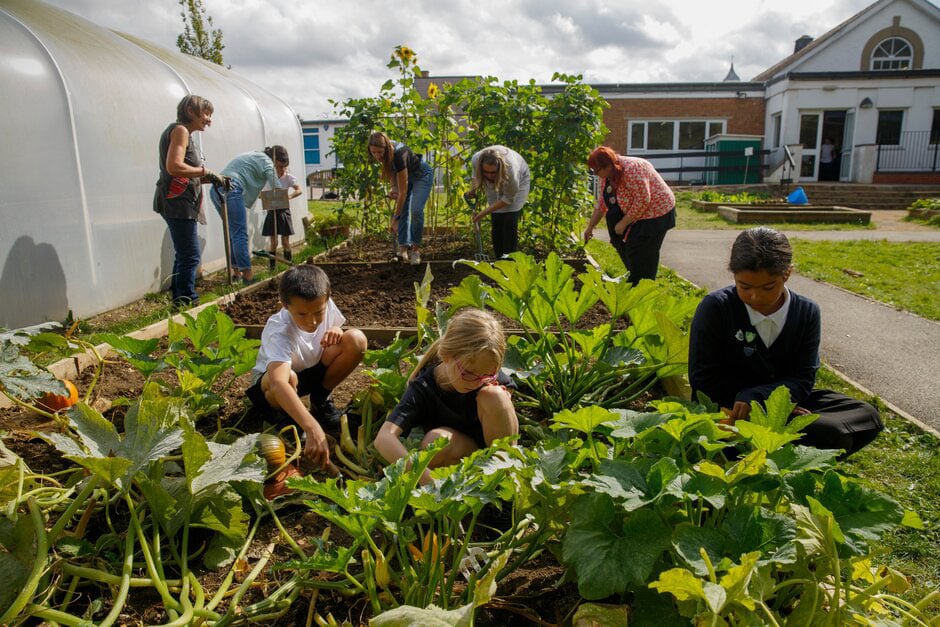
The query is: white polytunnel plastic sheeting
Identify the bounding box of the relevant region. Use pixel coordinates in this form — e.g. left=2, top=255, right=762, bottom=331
left=0, top=0, right=305, bottom=328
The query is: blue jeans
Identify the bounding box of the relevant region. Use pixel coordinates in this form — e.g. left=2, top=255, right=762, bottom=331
left=397, top=161, right=432, bottom=247
left=163, top=216, right=200, bottom=305
left=210, top=179, right=251, bottom=271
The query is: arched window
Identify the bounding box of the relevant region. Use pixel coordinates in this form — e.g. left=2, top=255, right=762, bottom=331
left=871, top=37, right=913, bottom=70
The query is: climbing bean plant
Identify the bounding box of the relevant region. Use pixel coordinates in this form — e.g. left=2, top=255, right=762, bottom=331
left=330, top=47, right=608, bottom=254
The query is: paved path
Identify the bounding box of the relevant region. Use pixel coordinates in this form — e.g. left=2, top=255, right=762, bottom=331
left=655, top=228, right=940, bottom=434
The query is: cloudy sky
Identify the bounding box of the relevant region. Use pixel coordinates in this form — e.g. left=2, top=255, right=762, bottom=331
left=44, top=0, right=878, bottom=119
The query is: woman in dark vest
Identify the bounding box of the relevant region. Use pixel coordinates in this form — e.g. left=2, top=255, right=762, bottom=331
left=153, top=95, right=225, bottom=307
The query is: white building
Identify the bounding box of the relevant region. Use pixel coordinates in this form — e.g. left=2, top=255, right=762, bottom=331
left=757, top=0, right=940, bottom=183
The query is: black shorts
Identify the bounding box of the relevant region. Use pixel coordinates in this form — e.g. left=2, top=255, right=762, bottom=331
left=246, top=362, right=327, bottom=410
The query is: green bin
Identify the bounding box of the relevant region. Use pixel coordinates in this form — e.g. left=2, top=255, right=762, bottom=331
left=704, top=134, right=762, bottom=184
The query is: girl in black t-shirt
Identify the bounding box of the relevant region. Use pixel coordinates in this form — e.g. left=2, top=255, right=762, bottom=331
left=374, top=308, right=518, bottom=484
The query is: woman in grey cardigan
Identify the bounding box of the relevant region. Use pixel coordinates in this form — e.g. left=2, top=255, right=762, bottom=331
left=466, top=146, right=530, bottom=257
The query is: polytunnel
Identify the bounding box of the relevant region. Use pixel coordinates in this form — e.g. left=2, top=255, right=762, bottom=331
left=0, top=0, right=306, bottom=328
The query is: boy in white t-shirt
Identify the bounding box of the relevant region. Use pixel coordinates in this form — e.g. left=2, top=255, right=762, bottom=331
left=247, top=264, right=367, bottom=469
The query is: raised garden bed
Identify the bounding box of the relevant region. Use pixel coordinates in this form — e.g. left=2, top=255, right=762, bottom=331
left=717, top=204, right=872, bottom=224
left=222, top=259, right=627, bottom=339
left=691, top=199, right=788, bottom=212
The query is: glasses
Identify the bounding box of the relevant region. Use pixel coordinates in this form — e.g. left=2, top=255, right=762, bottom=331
left=453, top=359, right=498, bottom=384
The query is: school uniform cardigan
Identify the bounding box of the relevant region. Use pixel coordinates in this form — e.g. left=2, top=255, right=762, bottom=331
left=688, top=285, right=820, bottom=409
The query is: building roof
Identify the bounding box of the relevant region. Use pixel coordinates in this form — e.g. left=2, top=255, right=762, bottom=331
left=753, top=0, right=940, bottom=81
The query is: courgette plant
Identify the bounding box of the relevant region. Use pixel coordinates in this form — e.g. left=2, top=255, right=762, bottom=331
left=445, top=252, right=698, bottom=417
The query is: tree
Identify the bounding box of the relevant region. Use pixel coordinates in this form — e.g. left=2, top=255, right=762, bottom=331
left=176, top=0, right=226, bottom=66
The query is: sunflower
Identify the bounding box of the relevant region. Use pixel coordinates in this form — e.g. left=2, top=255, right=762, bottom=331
left=394, top=45, right=415, bottom=62
left=427, top=82, right=439, bottom=99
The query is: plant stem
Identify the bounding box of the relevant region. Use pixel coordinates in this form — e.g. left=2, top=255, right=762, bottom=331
left=48, top=476, right=98, bottom=543
left=97, top=520, right=136, bottom=627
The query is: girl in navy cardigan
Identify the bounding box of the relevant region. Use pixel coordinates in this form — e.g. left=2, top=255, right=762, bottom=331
left=689, top=227, right=882, bottom=456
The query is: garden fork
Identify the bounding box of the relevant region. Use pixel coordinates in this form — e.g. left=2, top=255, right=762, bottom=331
left=472, top=221, right=490, bottom=262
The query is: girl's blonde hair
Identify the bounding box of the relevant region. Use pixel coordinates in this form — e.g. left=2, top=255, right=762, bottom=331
left=472, top=147, right=511, bottom=195
left=411, top=308, right=506, bottom=380
left=368, top=131, right=395, bottom=182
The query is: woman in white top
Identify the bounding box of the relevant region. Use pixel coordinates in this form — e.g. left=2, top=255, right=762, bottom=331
left=466, top=146, right=530, bottom=257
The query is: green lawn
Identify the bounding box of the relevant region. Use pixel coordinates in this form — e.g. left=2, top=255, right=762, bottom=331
left=790, top=239, right=940, bottom=321
left=818, top=367, right=940, bottom=609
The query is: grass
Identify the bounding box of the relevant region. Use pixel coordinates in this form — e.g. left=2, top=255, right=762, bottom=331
left=674, top=191, right=875, bottom=231
left=584, top=238, right=707, bottom=301
left=818, top=366, right=940, bottom=610
left=790, top=239, right=940, bottom=321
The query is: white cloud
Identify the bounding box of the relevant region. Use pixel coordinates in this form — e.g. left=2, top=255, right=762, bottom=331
left=42, top=0, right=877, bottom=118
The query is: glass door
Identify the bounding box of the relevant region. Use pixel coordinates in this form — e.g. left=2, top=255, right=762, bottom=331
left=799, top=113, right=821, bottom=180
left=840, top=110, right=855, bottom=180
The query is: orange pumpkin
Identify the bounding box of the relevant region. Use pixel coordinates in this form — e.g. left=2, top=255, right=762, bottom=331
left=38, top=379, right=79, bottom=412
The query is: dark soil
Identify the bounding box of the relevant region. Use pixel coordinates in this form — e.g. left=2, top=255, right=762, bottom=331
left=223, top=260, right=626, bottom=332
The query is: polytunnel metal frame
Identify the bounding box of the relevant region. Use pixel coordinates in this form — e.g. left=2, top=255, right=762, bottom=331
left=0, top=0, right=306, bottom=329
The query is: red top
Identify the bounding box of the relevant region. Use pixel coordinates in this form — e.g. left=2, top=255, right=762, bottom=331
left=596, top=156, right=675, bottom=224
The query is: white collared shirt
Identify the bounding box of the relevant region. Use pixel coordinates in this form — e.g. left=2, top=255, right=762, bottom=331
left=744, top=288, right=790, bottom=348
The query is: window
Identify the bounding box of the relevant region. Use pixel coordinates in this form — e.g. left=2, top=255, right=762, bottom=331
left=303, top=127, right=320, bottom=165
left=931, top=109, right=940, bottom=145
left=628, top=119, right=725, bottom=152
left=629, top=122, right=645, bottom=151
left=678, top=122, right=706, bottom=150
left=647, top=122, right=674, bottom=150
left=771, top=113, right=782, bottom=148
left=871, top=37, right=912, bottom=70
left=799, top=114, right=819, bottom=149
left=876, top=110, right=904, bottom=145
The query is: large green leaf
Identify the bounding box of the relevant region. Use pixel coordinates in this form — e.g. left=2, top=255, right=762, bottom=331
left=581, top=459, right=650, bottom=512
left=735, top=422, right=801, bottom=453
left=815, top=472, right=904, bottom=556
left=0, top=513, right=36, bottom=617
left=40, top=386, right=184, bottom=490
left=0, top=341, right=62, bottom=400
left=100, top=334, right=165, bottom=378
left=191, top=436, right=264, bottom=495
left=192, top=484, right=252, bottom=569
left=562, top=494, right=671, bottom=599
left=608, top=410, right=671, bottom=438
left=550, top=406, right=618, bottom=436
left=721, top=506, right=798, bottom=566
left=672, top=525, right=729, bottom=577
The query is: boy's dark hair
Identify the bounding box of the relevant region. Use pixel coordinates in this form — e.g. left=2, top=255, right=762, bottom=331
left=279, top=264, right=331, bottom=305
left=729, top=227, right=792, bottom=275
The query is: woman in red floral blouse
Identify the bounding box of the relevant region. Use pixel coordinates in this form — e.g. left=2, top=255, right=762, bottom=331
left=583, top=147, right=676, bottom=284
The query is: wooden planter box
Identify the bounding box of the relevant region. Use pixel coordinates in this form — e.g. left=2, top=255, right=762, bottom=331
left=717, top=205, right=871, bottom=224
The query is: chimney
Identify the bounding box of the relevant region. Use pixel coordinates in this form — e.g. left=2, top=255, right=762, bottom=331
left=794, top=35, right=813, bottom=53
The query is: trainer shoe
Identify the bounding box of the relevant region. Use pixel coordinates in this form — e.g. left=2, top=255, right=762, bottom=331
left=409, top=249, right=421, bottom=265
left=311, top=396, right=344, bottom=432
